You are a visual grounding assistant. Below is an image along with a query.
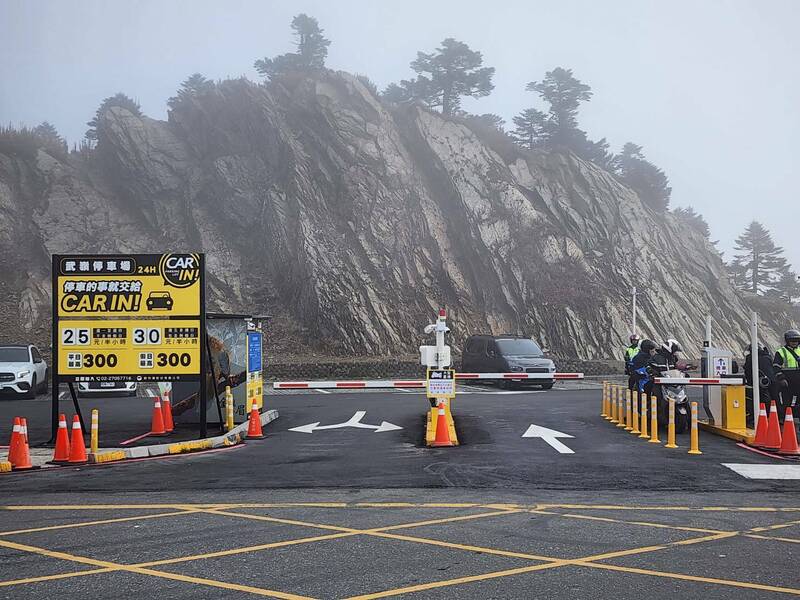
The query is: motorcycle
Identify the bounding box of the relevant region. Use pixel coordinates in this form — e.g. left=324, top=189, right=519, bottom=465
left=655, top=365, right=693, bottom=434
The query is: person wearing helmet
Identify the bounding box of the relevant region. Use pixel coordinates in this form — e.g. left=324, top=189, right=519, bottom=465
left=630, top=339, right=658, bottom=394
left=624, top=334, right=641, bottom=390
left=773, top=329, right=800, bottom=419
left=651, top=339, right=683, bottom=375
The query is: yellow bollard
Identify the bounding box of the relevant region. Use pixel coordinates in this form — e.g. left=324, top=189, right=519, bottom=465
left=649, top=395, right=660, bottom=443
left=688, top=401, right=702, bottom=455
left=601, top=381, right=609, bottom=419
left=631, top=389, right=640, bottom=434
left=610, top=385, right=619, bottom=424
left=638, top=391, right=649, bottom=439
left=90, top=409, right=99, bottom=454
left=225, top=385, right=234, bottom=432
left=624, top=389, right=633, bottom=431
left=616, top=386, right=626, bottom=428
left=665, top=399, right=678, bottom=448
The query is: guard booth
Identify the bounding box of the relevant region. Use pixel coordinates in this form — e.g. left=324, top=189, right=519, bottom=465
left=168, top=313, right=267, bottom=428
left=701, top=345, right=735, bottom=424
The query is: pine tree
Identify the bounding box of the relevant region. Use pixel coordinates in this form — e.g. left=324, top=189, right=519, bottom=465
left=85, top=93, right=142, bottom=143
left=613, top=143, right=672, bottom=212
left=510, top=108, right=546, bottom=150
left=769, top=268, right=800, bottom=304
left=33, top=121, right=67, bottom=154
left=254, top=13, right=330, bottom=79
left=386, top=38, right=494, bottom=116
left=673, top=206, right=710, bottom=238
left=731, top=221, right=788, bottom=294
left=465, top=113, right=505, bottom=131
left=526, top=67, right=591, bottom=149
left=168, top=73, right=215, bottom=110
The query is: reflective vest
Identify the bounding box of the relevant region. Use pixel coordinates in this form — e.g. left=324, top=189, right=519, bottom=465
left=777, top=346, right=800, bottom=370
left=625, top=346, right=639, bottom=361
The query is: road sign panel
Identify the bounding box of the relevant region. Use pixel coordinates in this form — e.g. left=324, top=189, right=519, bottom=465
left=427, top=369, right=455, bottom=399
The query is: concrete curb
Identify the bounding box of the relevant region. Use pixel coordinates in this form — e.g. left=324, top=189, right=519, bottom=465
left=88, top=409, right=280, bottom=464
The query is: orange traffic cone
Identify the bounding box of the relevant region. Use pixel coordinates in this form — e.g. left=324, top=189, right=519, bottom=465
left=6, top=417, right=21, bottom=465
left=13, top=418, right=33, bottom=470
left=752, top=403, right=768, bottom=446
left=431, top=400, right=454, bottom=447
left=150, top=397, right=167, bottom=436
left=68, top=415, right=88, bottom=464
left=161, top=393, right=174, bottom=433
left=762, top=401, right=783, bottom=451
left=51, top=413, right=71, bottom=464
left=247, top=401, right=264, bottom=439
left=778, top=407, right=800, bottom=456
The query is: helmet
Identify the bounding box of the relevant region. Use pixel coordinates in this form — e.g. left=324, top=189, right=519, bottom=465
left=640, top=339, right=657, bottom=352
left=629, top=334, right=640, bottom=344
left=784, top=329, right=800, bottom=344
left=662, top=338, right=682, bottom=354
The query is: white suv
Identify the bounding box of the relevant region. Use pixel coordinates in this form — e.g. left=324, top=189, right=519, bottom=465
left=0, top=345, right=48, bottom=399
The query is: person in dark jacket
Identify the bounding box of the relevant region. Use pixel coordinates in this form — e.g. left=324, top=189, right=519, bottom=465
left=744, top=345, right=777, bottom=425
left=625, top=334, right=641, bottom=391
left=630, top=339, right=658, bottom=395
left=773, top=329, right=800, bottom=418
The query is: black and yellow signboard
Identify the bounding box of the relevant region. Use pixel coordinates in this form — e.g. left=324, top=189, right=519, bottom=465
left=53, top=253, right=204, bottom=383
left=55, top=254, right=201, bottom=318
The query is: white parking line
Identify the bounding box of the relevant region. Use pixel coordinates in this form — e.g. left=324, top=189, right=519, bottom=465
left=722, top=463, right=800, bottom=479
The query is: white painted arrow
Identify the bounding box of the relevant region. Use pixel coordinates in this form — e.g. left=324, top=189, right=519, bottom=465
left=289, top=411, right=403, bottom=434
left=521, top=424, right=575, bottom=454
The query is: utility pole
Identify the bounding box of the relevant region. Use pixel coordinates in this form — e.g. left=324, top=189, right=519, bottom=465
left=751, top=311, right=760, bottom=426
left=631, top=286, right=637, bottom=335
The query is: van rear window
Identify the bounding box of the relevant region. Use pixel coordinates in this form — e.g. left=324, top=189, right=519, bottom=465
left=496, top=339, right=543, bottom=356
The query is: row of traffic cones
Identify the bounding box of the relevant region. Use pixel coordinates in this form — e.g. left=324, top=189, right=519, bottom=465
left=6, top=417, right=33, bottom=470
left=150, top=393, right=174, bottom=436
left=751, top=401, right=800, bottom=456
left=52, top=414, right=89, bottom=464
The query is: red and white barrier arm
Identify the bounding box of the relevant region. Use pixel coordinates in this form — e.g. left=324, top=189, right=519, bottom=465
left=273, top=380, right=425, bottom=389
left=455, top=373, right=584, bottom=380
left=272, top=372, right=584, bottom=389
left=654, top=377, right=744, bottom=386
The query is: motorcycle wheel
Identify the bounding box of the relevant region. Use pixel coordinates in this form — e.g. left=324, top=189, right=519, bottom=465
left=675, top=411, right=689, bottom=434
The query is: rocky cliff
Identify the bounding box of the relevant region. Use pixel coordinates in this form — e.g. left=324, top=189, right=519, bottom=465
left=0, top=71, right=785, bottom=360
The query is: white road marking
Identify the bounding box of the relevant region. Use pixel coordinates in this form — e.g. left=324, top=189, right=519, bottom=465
left=522, top=424, right=575, bottom=454
left=289, top=411, right=403, bottom=434
left=722, top=463, right=800, bottom=479
left=316, top=388, right=332, bottom=394
left=58, top=392, right=66, bottom=399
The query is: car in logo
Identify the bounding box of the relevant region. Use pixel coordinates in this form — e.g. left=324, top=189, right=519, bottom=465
left=146, top=291, right=173, bottom=310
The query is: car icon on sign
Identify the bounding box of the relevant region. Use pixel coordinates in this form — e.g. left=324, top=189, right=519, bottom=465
left=146, top=291, right=173, bottom=310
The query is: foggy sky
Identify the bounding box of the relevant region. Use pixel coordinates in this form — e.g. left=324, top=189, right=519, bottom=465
left=1, top=0, right=798, bottom=269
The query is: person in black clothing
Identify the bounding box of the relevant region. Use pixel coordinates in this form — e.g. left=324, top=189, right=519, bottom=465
left=646, top=339, right=683, bottom=403
left=630, top=339, right=658, bottom=395
left=773, top=329, right=800, bottom=418
left=743, top=345, right=776, bottom=425
left=625, top=334, right=641, bottom=391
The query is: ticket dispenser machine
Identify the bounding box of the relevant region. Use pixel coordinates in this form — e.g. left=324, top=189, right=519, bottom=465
left=701, top=346, right=734, bottom=425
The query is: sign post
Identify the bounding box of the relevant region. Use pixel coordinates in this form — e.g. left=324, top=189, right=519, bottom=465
left=51, top=253, right=205, bottom=439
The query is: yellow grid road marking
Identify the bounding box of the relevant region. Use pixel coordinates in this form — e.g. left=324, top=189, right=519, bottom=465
left=746, top=534, right=800, bottom=544
left=0, top=568, right=116, bottom=588
left=0, top=509, right=202, bottom=536
left=573, top=560, right=800, bottom=596
left=0, top=538, right=314, bottom=599
left=749, top=519, right=800, bottom=532
left=0, top=503, right=798, bottom=598
left=530, top=509, right=728, bottom=535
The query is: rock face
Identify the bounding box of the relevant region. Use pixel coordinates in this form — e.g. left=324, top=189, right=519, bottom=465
left=0, top=71, right=784, bottom=360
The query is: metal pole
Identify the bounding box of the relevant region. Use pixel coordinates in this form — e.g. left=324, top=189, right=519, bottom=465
left=50, top=254, right=59, bottom=443
left=631, top=286, right=637, bottom=335
left=751, top=311, right=760, bottom=428
left=705, top=315, right=712, bottom=346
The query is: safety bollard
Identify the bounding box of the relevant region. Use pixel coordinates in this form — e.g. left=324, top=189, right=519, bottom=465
left=688, top=401, right=702, bottom=455
left=665, top=399, right=677, bottom=448
left=649, top=396, right=660, bottom=443
left=631, top=389, right=640, bottom=434
left=90, top=409, right=99, bottom=454
left=638, top=391, right=649, bottom=439
left=616, top=386, right=626, bottom=428
left=601, top=382, right=609, bottom=419
left=610, top=385, right=619, bottom=424
left=225, top=385, right=234, bottom=432
left=624, top=390, right=633, bottom=431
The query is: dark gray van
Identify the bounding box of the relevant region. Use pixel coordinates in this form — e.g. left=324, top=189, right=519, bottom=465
left=461, top=334, right=556, bottom=389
